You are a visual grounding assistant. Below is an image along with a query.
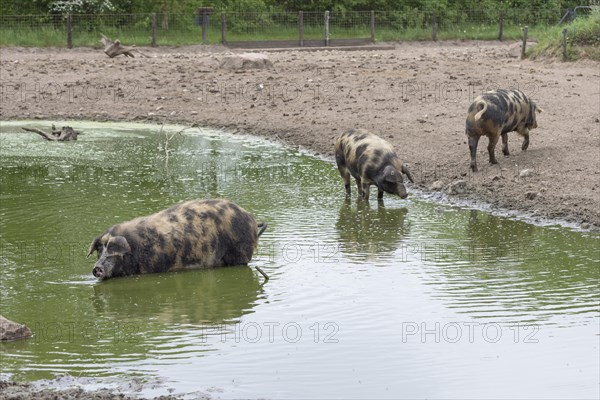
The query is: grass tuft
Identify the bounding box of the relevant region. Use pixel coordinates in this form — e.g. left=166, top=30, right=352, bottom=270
left=528, top=8, right=600, bottom=61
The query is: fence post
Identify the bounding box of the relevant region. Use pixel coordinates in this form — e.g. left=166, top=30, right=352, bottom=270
left=151, top=13, right=157, bottom=47
left=66, top=13, right=72, bottom=49
left=202, top=12, right=207, bottom=44
left=498, top=10, right=504, bottom=41
left=199, top=8, right=213, bottom=44
left=324, top=11, right=330, bottom=46
left=370, top=10, right=375, bottom=43
left=221, top=12, right=227, bottom=45
left=432, top=12, right=437, bottom=41
left=562, top=28, right=568, bottom=61
left=299, top=11, right=304, bottom=47
left=521, top=25, right=528, bottom=59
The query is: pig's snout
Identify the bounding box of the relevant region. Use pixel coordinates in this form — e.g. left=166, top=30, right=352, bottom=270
left=398, top=186, right=409, bottom=199
left=92, top=266, right=104, bottom=278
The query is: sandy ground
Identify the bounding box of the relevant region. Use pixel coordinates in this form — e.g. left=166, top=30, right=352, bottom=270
left=0, top=41, right=599, bottom=233
left=0, top=39, right=599, bottom=398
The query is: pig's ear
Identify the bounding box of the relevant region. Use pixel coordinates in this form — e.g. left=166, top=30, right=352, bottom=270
left=383, top=165, right=402, bottom=183
left=402, top=164, right=415, bottom=183
left=105, top=236, right=131, bottom=257
left=86, top=236, right=101, bottom=258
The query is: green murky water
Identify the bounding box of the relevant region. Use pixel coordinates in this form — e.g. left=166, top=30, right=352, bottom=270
left=0, top=121, right=598, bottom=398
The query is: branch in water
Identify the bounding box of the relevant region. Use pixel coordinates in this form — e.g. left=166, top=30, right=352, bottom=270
left=255, top=266, right=269, bottom=281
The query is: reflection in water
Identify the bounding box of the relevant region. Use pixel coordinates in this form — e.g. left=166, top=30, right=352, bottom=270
left=465, top=209, right=536, bottom=260
left=421, top=209, right=600, bottom=324
left=92, top=266, right=264, bottom=324
left=335, top=198, right=409, bottom=261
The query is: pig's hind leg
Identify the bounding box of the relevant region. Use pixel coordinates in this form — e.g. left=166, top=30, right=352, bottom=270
left=502, top=132, right=510, bottom=156
left=337, top=166, right=352, bottom=195
left=487, top=131, right=500, bottom=164
left=335, top=152, right=352, bottom=195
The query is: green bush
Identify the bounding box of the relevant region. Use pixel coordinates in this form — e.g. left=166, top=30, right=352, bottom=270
left=569, top=8, right=600, bottom=46
left=528, top=7, right=600, bottom=61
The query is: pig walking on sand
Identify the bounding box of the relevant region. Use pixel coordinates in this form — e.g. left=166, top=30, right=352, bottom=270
left=466, top=89, right=543, bottom=172
left=87, top=199, right=267, bottom=280
left=335, top=129, right=414, bottom=200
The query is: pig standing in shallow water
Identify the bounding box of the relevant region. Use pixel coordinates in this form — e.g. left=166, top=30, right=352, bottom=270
left=87, top=199, right=267, bottom=280
left=335, top=129, right=414, bottom=200
left=466, top=89, right=543, bottom=172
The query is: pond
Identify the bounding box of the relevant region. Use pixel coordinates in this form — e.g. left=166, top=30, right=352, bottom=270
left=0, top=121, right=598, bottom=399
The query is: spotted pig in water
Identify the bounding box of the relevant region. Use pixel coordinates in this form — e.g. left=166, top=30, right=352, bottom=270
left=335, top=129, right=414, bottom=200
left=87, top=199, right=267, bottom=280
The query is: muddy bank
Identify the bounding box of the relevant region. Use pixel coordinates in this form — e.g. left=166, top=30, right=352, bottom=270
left=0, top=380, right=193, bottom=399
left=0, top=41, right=598, bottom=229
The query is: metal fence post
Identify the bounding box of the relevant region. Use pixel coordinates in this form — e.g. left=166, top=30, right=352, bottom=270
left=151, top=13, right=157, bottom=47
left=562, top=28, right=568, bottom=61
left=498, top=10, right=504, bottom=41
left=370, top=10, right=375, bottom=43
left=202, top=12, right=207, bottom=44
left=521, top=26, right=528, bottom=59
left=67, top=13, right=72, bottom=49
left=432, top=12, right=437, bottom=41
left=199, top=8, right=213, bottom=44
left=299, top=11, right=304, bottom=47
left=221, top=12, right=227, bottom=45
left=324, top=10, right=330, bottom=46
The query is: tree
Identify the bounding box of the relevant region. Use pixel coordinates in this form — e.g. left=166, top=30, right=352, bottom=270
left=49, top=0, right=118, bottom=14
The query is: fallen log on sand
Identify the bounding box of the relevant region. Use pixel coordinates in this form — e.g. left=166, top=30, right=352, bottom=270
left=101, top=34, right=148, bottom=58
left=22, top=125, right=81, bottom=141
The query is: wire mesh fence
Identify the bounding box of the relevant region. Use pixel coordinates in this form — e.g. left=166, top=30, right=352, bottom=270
left=156, top=13, right=208, bottom=45
left=329, top=11, right=372, bottom=39
left=225, top=12, right=301, bottom=40
left=0, top=14, right=64, bottom=47
left=0, top=8, right=567, bottom=48
left=301, top=12, right=325, bottom=40
left=70, top=14, right=152, bottom=46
